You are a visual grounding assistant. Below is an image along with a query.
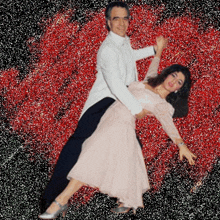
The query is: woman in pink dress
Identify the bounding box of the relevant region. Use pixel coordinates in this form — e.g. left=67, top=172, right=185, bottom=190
left=39, top=36, right=196, bottom=219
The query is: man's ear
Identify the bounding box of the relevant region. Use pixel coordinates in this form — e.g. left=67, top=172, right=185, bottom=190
left=107, top=19, right=111, bottom=30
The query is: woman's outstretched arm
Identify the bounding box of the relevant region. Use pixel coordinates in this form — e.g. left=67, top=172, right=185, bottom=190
left=136, top=36, right=168, bottom=120
left=144, top=36, right=168, bottom=81
left=153, top=102, right=197, bottom=165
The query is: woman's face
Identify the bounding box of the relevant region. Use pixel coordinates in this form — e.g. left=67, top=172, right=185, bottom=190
left=162, top=71, right=185, bottom=93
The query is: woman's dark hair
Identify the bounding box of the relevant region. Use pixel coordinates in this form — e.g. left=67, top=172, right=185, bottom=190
left=148, top=64, right=192, bottom=118
left=105, top=1, right=130, bottom=31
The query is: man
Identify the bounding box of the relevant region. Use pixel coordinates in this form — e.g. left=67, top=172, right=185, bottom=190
left=41, top=1, right=156, bottom=211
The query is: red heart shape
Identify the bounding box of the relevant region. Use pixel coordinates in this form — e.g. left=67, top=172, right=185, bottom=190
left=1, top=5, right=219, bottom=200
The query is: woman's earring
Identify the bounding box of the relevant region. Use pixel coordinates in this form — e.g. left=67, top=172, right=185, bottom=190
left=175, top=90, right=178, bottom=93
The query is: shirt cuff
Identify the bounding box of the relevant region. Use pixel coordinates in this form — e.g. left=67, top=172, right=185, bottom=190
left=130, top=104, right=143, bottom=116
left=153, top=46, right=156, bottom=55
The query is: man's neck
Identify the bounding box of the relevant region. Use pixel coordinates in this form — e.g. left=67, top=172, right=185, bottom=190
left=110, top=31, right=126, bottom=39
left=109, top=31, right=128, bottom=47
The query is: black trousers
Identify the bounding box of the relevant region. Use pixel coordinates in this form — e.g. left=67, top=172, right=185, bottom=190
left=42, top=97, right=115, bottom=206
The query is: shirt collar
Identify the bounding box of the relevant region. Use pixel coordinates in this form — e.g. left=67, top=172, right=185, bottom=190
left=109, top=31, right=129, bottom=47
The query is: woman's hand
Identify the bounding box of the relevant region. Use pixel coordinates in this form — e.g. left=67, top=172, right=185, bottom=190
left=179, top=144, right=197, bottom=165
left=155, top=36, right=168, bottom=58
left=156, top=36, right=168, bottom=51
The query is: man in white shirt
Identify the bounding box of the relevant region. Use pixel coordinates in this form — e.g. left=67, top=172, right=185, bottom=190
left=41, top=1, right=156, bottom=210
left=81, top=3, right=155, bottom=117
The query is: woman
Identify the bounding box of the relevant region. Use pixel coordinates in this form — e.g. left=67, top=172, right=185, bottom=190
left=39, top=36, right=196, bottom=219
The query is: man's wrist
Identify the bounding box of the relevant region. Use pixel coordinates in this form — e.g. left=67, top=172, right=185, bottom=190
left=131, top=105, right=143, bottom=116
left=177, top=142, right=185, bottom=147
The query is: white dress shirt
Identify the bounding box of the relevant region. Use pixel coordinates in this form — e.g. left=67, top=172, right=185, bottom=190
left=80, top=31, right=155, bottom=118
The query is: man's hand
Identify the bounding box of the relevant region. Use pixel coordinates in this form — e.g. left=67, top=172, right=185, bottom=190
left=135, top=109, right=151, bottom=120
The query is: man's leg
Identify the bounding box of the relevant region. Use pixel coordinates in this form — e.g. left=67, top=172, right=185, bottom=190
left=41, top=98, right=115, bottom=210
left=136, top=134, right=143, bottom=149
left=44, top=179, right=84, bottom=215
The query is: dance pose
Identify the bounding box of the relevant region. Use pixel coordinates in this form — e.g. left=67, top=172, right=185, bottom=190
left=39, top=36, right=196, bottom=219
left=41, top=1, right=158, bottom=210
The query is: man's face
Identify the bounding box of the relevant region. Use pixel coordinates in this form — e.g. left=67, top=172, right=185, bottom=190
left=107, top=7, right=129, bottom=37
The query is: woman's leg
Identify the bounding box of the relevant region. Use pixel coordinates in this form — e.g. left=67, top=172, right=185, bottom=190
left=46, top=178, right=84, bottom=214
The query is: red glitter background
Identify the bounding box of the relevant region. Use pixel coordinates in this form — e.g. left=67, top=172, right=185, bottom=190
left=0, top=4, right=219, bottom=203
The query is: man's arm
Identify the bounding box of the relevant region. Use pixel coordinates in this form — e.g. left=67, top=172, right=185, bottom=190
left=100, top=47, right=142, bottom=115
left=133, top=46, right=155, bottom=61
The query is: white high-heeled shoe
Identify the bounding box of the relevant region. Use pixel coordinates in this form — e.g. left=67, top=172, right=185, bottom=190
left=38, top=200, right=68, bottom=219
left=111, top=202, right=136, bottom=215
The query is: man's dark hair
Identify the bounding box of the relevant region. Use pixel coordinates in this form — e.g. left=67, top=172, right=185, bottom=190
left=147, top=64, right=192, bottom=118
left=105, top=1, right=130, bottom=31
